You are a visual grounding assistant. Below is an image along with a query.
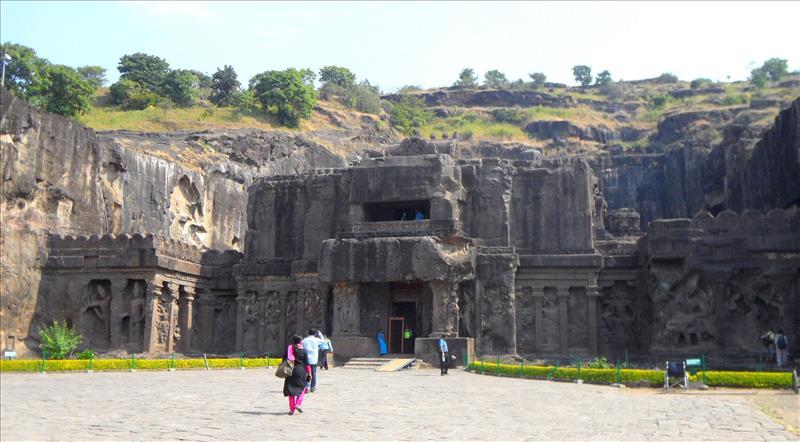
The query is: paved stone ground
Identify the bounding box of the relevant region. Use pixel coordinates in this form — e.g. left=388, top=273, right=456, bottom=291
left=1, top=368, right=797, bottom=441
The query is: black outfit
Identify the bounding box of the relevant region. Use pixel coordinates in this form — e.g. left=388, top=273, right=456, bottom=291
left=319, top=349, right=329, bottom=370
left=440, top=351, right=449, bottom=375
left=282, top=345, right=310, bottom=397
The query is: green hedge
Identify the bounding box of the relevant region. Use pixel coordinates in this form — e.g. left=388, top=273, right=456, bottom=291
left=467, top=361, right=793, bottom=389
left=0, top=357, right=283, bottom=373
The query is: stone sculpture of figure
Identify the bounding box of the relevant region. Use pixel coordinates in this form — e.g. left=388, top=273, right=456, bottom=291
left=128, top=283, right=145, bottom=346
left=445, top=298, right=459, bottom=334
left=81, top=282, right=112, bottom=347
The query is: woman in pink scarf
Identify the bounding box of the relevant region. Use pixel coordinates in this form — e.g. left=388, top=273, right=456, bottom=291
left=282, top=335, right=312, bottom=415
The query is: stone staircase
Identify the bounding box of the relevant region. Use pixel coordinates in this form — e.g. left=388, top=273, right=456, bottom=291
left=341, top=357, right=396, bottom=370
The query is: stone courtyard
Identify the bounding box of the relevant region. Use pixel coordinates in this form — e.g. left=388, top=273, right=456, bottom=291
left=1, top=368, right=797, bottom=441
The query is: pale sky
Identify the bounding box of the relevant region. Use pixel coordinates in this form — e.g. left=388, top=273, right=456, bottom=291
left=2, top=1, right=798, bottom=92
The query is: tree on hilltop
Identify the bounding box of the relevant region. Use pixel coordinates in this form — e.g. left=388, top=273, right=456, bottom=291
left=319, top=65, right=356, bottom=88
left=759, top=58, right=789, bottom=82
left=210, top=65, right=240, bottom=106
left=528, top=72, right=547, bottom=89
left=572, top=65, right=592, bottom=87
left=76, top=66, right=106, bottom=90
left=484, top=70, right=509, bottom=88
left=595, top=70, right=612, bottom=86
left=253, top=68, right=316, bottom=127
left=749, top=67, right=769, bottom=88
left=117, top=53, right=170, bottom=93
left=161, top=69, right=199, bottom=107
left=656, top=72, right=679, bottom=83
left=454, top=68, right=478, bottom=87
left=35, top=65, right=95, bottom=117
left=0, top=42, right=49, bottom=98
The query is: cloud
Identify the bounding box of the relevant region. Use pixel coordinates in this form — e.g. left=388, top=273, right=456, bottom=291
left=124, top=1, right=214, bottom=24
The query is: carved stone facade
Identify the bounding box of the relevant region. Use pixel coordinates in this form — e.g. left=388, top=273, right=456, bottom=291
left=35, top=139, right=799, bottom=365
left=41, top=234, right=240, bottom=354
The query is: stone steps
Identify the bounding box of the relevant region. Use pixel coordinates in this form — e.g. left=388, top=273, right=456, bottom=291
left=342, top=357, right=395, bottom=369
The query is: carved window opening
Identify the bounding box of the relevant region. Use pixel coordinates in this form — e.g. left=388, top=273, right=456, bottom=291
left=364, top=200, right=430, bottom=222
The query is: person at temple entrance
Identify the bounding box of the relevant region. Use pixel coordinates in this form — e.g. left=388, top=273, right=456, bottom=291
left=414, top=209, right=425, bottom=221
left=377, top=329, right=388, bottom=355
left=439, top=333, right=450, bottom=376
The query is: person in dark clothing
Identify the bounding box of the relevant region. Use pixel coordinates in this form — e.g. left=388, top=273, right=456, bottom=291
left=282, top=335, right=312, bottom=415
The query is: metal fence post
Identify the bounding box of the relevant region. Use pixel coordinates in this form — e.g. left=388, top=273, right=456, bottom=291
left=267, top=353, right=271, bottom=368
left=88, top=352, right=94, bottom=372
left=239, top=352, right=244, bottom=370
left=480, top=355, right=485, bottom=375
left=615, top=360, right=621, bottom=384
left=203, top=353, right=210, bottom=370
left=495, top=356, right=500, bottom=375
left=170, top=352, right=176, bottom=371
left=519, top=360, right=524, bottom=378
left=702, top=354, right=707, bottom=385
left=40, top=351, right=46, bottom=374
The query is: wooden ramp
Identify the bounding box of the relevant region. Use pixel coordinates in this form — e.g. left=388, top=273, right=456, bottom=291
left=375, top=358, right=416, bottom=372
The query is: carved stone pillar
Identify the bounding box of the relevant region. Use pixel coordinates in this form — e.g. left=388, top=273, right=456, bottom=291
left=557, top=286, right=569, bottom=356
left=257, top=292, right=268, bottom=352
left=235, top=290, right=248, bottom=352
left=109, top=279, right=129, bottom=349
left=532, top=287, right=545, bottom=353
left=196, top=288, right=216, bottom=352
left=166, top=283, right=180, bottom=354
left=180, top=286, right=196, bottom=352
left=429, top=280, right=459, bottom=337
left=586, top=286, right=600, bottom=355
left=143, top=279, right=163, bottom=353
left=332, top=283, right=360, bottom=336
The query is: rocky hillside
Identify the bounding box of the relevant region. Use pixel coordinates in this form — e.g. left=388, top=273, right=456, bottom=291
left=0, top=87, right=371, bottom=353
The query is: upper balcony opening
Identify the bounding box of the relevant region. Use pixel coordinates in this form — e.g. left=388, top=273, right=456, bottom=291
left=364, top=200, right=431, bottom=222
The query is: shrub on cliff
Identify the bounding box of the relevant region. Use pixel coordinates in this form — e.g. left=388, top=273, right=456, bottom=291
left=389, top=95, right=432, bottom=135
left=39, top=320, right=82, bottom=359
left=109, top=79, right=159, bottom=110
left=656, top=72, right=679, bottom=83
left=252, top=68, right=316, bottom=127
left=528, top=72, right=547, bottom=89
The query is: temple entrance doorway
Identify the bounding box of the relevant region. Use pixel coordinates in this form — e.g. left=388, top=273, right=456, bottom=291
left=389, top=281, right=423, bottom=354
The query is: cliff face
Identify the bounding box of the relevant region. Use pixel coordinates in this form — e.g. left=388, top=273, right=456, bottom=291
left=0, top=87, right=347, bottom=354
left=596, top=98, right=800, bottom=228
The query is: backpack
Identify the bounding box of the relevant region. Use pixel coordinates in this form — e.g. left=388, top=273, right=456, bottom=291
left=776, top=335, right=787, bottom=350
left=761, top=334, right=772, bottom=347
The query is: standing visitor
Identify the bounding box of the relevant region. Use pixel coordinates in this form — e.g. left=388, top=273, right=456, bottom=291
left=439, top=333, right=450, bottom=376
left=316, top=330, right=332, bottom=370
left=775, top=329, right=789, bottom=368
left=377, top=329, right=388, bottom=355
left=761, top=330, right=776, bottom=367
left=302, top=329, right=323, bottom=392
left=414, top=209, right=424, bottom=221
left=282, top=335, right=311, bottom=415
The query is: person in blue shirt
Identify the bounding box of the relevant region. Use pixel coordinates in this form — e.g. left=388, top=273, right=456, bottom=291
left=376, top=329, right=388, bottom=355
left=438, top=333, right=450, bottom=376
left=316, top=330, right=332, bottom=370
left=414, top=209, right=425, bottom=221
left=301, top=329, right=323, bottom=392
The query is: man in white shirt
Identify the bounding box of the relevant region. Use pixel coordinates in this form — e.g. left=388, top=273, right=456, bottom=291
left=301, top=329, right=323, bottom=392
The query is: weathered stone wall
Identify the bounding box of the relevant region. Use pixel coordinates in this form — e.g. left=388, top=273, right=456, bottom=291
left=595, top=98, right=799, bottom=230
left=638, top=208, right=800, bottom=359
left=0, top=87, right=345, bottom=355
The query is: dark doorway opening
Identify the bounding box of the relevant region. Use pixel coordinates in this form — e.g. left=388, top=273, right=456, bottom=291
left=390, top=301, right=417, bottom=354
left=364, top=200, right=431, bottom=222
